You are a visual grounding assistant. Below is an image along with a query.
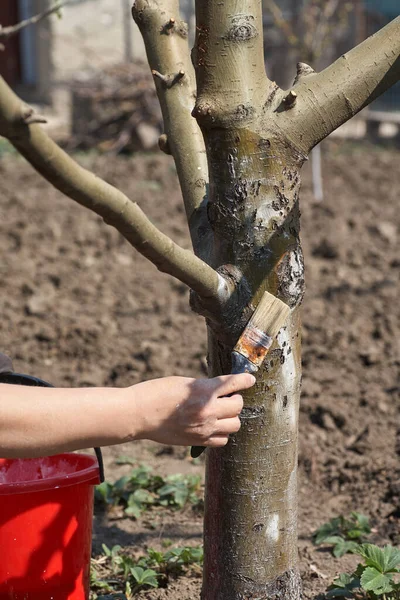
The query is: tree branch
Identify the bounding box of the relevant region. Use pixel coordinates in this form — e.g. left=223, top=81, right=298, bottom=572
left=132, top=0, right=210, bottom=256
left=0, top=1, right=68, bottom=48
left=0, top=76, right=227, bottom=302
left=278, top=16, right=400, bottom=154
left=194, top=0, right=276, bottom=127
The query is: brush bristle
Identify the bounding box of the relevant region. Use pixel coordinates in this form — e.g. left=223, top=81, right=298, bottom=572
left=247, top=292, right=290, bottom=339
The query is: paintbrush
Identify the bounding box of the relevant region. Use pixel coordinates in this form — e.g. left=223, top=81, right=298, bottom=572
left=191, top=291, right=290, bottom=458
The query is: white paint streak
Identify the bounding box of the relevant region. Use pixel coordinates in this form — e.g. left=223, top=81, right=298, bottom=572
left=255, top=203, right=276, bottom=225
left=288, top=250, right=303, bottom=297
left=277, top=327, right=297, bottom=428
left=217, top=273, right=230, bottom=301
left=265, top=513, right=280, bottom=543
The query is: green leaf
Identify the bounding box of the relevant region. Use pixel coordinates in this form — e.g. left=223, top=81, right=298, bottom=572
left=360, top=567, right=394, bottom=594
left=136, top=556, right=150, bottom=568
left=131, top=488, right=154, bottom=505
left=110, top=545, right=122, bottom=558
left=351, top=512, right=371, bottom=534
left=188, top=547, right=204, bottom=563
left=95, top=481, right=114, bottom=505
left=129, top=566, right=158, bottom=588
left=333, top=541, right=361, bottom=558
left=324, top=536, right=346, bottom=545
left=356, top=544, right=400, bottom=574
left=147, top=548, right=165, bottom=565
left=346, top=529, right=366, bottom=540
left=357, top=544, right=387, bottom=572
left=113, top=476, right=131, bottom=492
left=326, top=573, right=360, bottom=598
left=382, top=545, right=400, bottom=572
left=115, top=456, right=136, bottom=465
left=124, top=499, right=142, bottom=519
left=129, top=465, right=153, bottom=488
left=120, top=556, right=135, bottom=579
left=313, top=518, right=341, bottom=545
left=141, top=569, right=159, bottom=587
left=158, top=483, right=188, bottom=508
left=325, top=589, right=355, bottom=599
left=130, top=566, right=144, bottom=583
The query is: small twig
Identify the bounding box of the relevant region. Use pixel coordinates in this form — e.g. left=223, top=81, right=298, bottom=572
left=152, top=69, right=185, bottom=89
left=21, top=107, right=47, bottom=126
left=0, top=1, right=68, bottom=42
left=161, top=17, right=176, bottom=35
left=158, top=133, right=172, bottom=155
left=282, top=90, right=297, bottom=108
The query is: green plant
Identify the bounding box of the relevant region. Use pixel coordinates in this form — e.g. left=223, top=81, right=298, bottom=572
left=101, top=544, right=125, bottom=575
left=90, top=562, right=115, bottom=596
left=129, top=567, right=159, bottom=593
left=326, top=544, right=400, bottom=599
left=313, top=512, right=371, bottom=557
left=90, top=543, right=204, bottom=598
left=94, top=464, right=202, bottom=518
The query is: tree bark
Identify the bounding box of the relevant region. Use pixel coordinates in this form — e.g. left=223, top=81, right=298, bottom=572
left=132, top=0, right=210, bottom=257
left=204, top=318, right=302, bottom=600
left=192, top=2, right=304, bottom=598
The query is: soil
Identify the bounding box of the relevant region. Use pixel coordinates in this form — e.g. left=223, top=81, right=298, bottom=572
left=0, top=139, right=399, bottom=599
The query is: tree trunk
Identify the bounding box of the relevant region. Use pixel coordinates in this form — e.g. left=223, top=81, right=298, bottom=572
left=191, top=6, right=305, bottom=597
left=204, top=316, right=302, bottom=599
left=197, top=132, right=305, bottom=599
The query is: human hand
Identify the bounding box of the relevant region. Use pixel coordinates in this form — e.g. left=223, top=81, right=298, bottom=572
left=127, top=374, right=255, bottom=448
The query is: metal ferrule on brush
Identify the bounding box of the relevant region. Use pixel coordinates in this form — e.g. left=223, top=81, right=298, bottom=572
left=232, top=325, right=274, bottom=373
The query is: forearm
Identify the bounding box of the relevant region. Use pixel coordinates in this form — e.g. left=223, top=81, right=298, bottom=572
left=0, top=384, right=137, bottom=458
left=0, top=373, right=255, bottom=458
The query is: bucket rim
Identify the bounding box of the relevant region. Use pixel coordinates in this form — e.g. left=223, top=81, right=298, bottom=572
left=0, top=453, right=101, bottom=495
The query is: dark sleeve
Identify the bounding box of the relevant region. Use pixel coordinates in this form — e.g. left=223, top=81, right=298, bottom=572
left=0, top=353, right=13, bottom=374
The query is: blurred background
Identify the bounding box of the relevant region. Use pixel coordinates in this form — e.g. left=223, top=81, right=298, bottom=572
left=0, top=0, right=399, bottom=150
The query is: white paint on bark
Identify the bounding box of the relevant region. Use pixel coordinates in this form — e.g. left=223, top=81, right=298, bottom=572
left=265, top=513, right=280, bottom=543
left=217, top=273, right=231, bottom=301
left=277, top=326, right=297, bottom=428
left=288, top=251, right=304, bottom=298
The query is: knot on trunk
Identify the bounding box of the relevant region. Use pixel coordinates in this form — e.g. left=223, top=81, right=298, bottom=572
left=224, top=15, right=258, bottom=42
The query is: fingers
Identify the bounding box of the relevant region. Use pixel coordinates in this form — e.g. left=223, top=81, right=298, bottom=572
left=205, top=436, right=229, bottom=448
left=212, top=373, right=256, bottom=397
left=214, top=393, right=244, bottom=419
left=214, top=416, right=241, bottom=435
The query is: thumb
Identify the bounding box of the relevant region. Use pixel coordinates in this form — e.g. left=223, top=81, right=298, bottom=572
left=212, top=373, right=256, bottom=397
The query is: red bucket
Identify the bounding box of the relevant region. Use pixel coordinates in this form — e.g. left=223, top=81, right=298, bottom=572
left=0, top=453, right=100, bottom=600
